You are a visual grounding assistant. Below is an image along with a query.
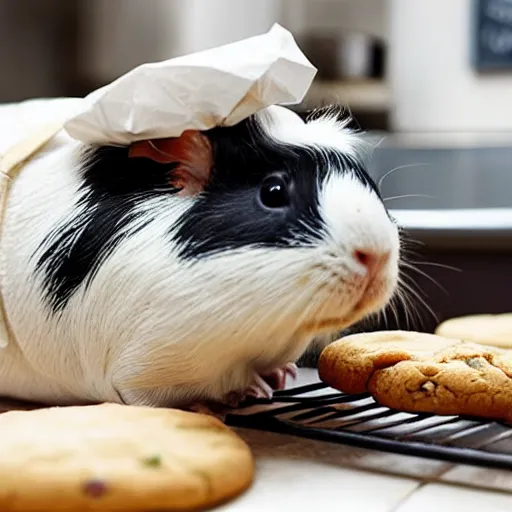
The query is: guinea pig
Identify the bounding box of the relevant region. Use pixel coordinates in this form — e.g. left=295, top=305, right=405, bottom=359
left=0, top=102, right=400, bottom=408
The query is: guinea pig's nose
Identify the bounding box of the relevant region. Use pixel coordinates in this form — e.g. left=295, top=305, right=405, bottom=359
left=353, top=249, right=390, bottom=279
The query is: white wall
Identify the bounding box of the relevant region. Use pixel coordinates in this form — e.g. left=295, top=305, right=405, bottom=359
left=388, top=0, right=512, bottom=132
left=83, top=0, right=283, bottom=83
left=161, top=0, right=282, bottom=57
left=82, top=0, right=165, bottom=82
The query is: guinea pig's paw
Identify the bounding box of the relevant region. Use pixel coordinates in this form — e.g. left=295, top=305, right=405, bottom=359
left=247, top=374, right=275, bottom=399
left=242, top=364, right=298, bottom=401
left=216, top=364, right=299, bottom=409
left=259, top=363, right=298, bottom=391
left=219, top=375, right=275, bottom=408
left=220, top=377, right=274, bottom=408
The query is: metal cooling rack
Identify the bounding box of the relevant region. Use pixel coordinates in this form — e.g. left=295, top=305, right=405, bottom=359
left=225, top=382, right=512, bottom=471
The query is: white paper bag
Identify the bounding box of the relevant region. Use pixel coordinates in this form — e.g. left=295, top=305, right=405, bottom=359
left=63, top=24, right=317, bottom=145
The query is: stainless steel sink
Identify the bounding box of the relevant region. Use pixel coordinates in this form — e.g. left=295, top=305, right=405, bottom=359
left=371, top=146, right=512, bottom=210
left=359, top=136, right=512, bottom=334
left=366, top=137, right=512, bottom=251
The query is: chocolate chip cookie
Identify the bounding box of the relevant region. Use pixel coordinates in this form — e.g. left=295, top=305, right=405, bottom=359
left=318, top=330, right=512, bottom=422
left=436, top=313, right=512, bottom=348
left=0, top=403, right=254, bottom=511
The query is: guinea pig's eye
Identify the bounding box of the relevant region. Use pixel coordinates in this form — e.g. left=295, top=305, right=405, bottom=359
left=259, top=175, right=290, bottom=209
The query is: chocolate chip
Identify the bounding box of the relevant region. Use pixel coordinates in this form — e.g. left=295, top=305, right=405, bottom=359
left=466, top=357, right=486, bottom=370
left=421, top=381, right=436, bottom=393
left=83, top=478, right=108, bottom=498
left=142, top=454, right=162, bottom=468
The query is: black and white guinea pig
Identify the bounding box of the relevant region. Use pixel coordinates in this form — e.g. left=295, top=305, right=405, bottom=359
left=0, top=102, right=400, bottom=407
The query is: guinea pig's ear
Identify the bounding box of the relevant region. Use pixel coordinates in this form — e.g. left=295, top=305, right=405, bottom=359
left=128, top=130, right=213, bottom=196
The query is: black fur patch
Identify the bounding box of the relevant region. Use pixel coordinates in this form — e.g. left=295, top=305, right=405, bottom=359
left=173, top=115, right=376, bottom=259
left=36, top=146, right=177, bottom=312
left=37, top=110, right=378, bottom=312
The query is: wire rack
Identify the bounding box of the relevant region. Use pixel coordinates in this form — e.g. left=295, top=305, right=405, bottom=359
left=225, top=382, right=512, bottom=471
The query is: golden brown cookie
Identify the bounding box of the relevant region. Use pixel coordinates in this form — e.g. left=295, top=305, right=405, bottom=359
left=318, top=330, right=512, bottom=422
left=436, top=313, right=512, bottom=348
left=0, top=403, right=254, bottom=511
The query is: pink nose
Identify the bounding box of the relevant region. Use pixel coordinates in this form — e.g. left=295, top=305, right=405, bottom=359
left=353, top=249, right=389, bottom=278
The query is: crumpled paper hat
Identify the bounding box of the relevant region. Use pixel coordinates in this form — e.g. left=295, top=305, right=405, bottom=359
left=64, top=23, right=317, bottom=145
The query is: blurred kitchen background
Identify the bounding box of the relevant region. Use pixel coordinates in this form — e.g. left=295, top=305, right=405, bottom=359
left=3, top=0, right=512, bottom=333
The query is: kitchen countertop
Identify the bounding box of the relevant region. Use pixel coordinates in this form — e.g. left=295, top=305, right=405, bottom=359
left=0, top=369, right=509, bottom=510
left=219, top=369, right=512, bottom=512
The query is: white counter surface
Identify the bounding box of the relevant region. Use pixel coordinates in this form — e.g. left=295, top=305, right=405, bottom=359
left=0, top=368, right=509, bottom=511
left=220, top=369, right=512, bottom=512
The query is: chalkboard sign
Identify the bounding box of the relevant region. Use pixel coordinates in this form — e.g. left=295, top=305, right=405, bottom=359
left=472, top=0, right=512, bottom=71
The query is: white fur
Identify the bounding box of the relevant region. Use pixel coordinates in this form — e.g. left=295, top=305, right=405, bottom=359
left=0, top=101, right=399, bottom=407
left=257, top=104, right=366, bottom=157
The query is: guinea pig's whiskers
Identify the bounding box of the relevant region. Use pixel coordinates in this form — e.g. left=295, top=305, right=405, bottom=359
left=383, top=301, right=395, bottom=329
left=399, top=234, right=461, bottom=293
left=377, top=162, right=431, bottom=191
left=400, top=235, right=426, bottom=251
left=390, top=298, right=401, bottom=327
left=371, top=135, right=387, bottom=151
left=373, top=308, right=385, bottom=328
left=383, top=193, right=435, bottom=204
left=371, top=306, right=388, bottom=330
left=384, top=298, right=395, bottom=327
left=412, top=261, right=462, bottom=273
left=399, top=273, right=438, bottom=327
left=398, top=284, right=424, bottom=331
left=396, top=286, right=412, bottom=330
left=386, top=293, right=401, bottom=328
left=400, top=260, right=449, bottom=296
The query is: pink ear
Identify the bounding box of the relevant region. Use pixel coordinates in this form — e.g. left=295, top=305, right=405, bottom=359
left=128, top=130, right=213, bottom=196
